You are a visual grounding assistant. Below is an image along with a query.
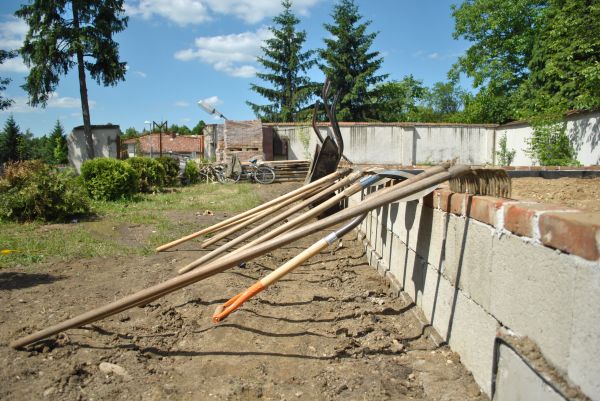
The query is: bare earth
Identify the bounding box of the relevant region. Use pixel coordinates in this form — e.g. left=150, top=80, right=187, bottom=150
left=0, top=183, right=486, bottom=401
left=511, top=176, right=600, bottom=213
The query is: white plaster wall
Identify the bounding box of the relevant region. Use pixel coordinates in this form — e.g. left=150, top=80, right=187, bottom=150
left=67, top=125, right=121, bottom=173
left=274, top=124, right=496, bottom=166
left=495, top=111, right=600, bottom=166
left=350, top=191, right=600, bottom=400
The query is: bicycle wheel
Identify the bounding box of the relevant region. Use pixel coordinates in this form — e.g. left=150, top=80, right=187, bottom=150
left=217, top=169, right=241, bottom=184
left=253, top=165, right=275, bottom=184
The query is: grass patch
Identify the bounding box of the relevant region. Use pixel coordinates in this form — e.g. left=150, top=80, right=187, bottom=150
left=0, top=183, right=261, bottom=268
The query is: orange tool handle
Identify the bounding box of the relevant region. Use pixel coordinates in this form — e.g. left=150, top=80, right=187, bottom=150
left=212, top=282, right=266, bottom=323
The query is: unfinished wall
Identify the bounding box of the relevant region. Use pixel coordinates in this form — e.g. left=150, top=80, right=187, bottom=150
left=349, top=185, right=600, bottom=400
left=223, top=120, right=264, bottom=162
left=67, top=125, right=121, bottom=173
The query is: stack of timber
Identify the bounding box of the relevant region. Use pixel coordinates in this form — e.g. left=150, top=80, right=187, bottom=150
left=265, top=160, right=310, bottom=181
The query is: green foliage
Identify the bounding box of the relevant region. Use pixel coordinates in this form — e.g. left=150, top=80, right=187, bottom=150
left=370, top=76, right=427, bottom=122
left=49, top=120, right=68, bottom=164
left=81, top=158, right=139, bottom=201
left=125, top=157, right=166, bottom=193
left=319, top=0, right=387, bottom=121
left=183, top=160, right=200, bottom=185
left=496, top=134, right=516, bottom=166
left=156, top=156, right=180, bottom=186
left=247, top=0, right=317, bottom=122
left=122, top=127, right=139, bottom=139
left=452, top=0, right=599, bottom=121
left=192, top=120, right=206, bottom=135
left=0, top=50, right=16, bottom=110
left=527, top=120, right=580, bottom=166
left=0, top=160, right=91, bottom=222
left=518, top=0, right=600, bottom=115
left=0, top=115, right=22, bottom=164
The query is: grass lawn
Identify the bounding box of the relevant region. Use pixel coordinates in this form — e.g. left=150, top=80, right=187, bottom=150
left=0, top=182, right=261, bottom=269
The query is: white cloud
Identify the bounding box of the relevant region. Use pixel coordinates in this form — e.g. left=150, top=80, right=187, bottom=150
left=427, top=52, right=440, bottom=60
left=0, top=92, right=95, bottom=113
left=0, top=57, right=28, bottom=73
left=174, top=27, right=272, bottom=78
left=125, top=0, right=210, bottom=26
left=0, top=17, right=29, bottom=73
left=175, top=100, right=190, bottom=107
left=133, top=70, right=147, bottom=78
left=125, top=0, right=321, bottom=25
left=201, top=95, right=223, bottom=106
left=0, top=17, right=28, bottom=49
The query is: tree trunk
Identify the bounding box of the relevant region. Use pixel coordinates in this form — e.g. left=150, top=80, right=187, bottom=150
left=72, top=1, right=94, bottom=159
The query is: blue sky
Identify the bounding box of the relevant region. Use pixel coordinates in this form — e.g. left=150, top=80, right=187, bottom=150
left=0, top=0, right=470, bottom=137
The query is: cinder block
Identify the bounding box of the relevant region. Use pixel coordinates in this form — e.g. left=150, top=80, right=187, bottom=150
left=445, top=217, right=494, bottom=310
left=568, top=260, right=600, bottom=399
left=490, top=233, right=576, bottom=369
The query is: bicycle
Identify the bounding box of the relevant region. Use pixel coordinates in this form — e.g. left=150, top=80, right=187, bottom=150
left=216, top=156, right=276, bottom=184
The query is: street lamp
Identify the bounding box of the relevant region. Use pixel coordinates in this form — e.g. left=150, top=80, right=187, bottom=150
left=198, top=101, right=228, bottom=120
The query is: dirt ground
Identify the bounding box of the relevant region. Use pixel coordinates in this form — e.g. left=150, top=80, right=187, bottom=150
left=0, top=182, right=487, bottom=401
left=511, top=176, right=600, bottom=213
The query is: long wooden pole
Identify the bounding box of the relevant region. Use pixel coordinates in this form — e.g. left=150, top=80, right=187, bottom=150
left=11, top=164, right=468, bottom=349
left=177, top=170, right=365, bottom=273
left=155, top=168, right=351, bottom=252
left=199, top=183, right=327, bottom=248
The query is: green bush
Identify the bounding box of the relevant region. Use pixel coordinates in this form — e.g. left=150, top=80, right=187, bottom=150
left=125, top=157, right=166, bottom=193
left=527, top=121, right=580, bottom=166
left=81, top=158, right=139, bottom=200
left=156, top=156, right=180, bottom=186
left=183, top=160, right=200, bottom=184
left=0, top=161, right=91, bottom=222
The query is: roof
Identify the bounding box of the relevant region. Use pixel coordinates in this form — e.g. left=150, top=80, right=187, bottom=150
left=122, top=133, right=203, bottom=153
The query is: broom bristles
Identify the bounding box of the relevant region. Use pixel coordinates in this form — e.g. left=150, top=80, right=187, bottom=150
left=449, top=168, right=511, bottom=198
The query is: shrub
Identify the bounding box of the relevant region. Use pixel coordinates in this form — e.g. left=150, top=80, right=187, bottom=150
left=527, top=121, right=580, bottom=166
left=496, top=134, right=516, bottom=166
left=156, top=156, right=180, bottom=186
left=125, top=157, right=166, bottom=193
left=81, top=158, right=139, bottom=200
left=0, top=161, right=91, bottom=222
left=183, top=160, right=200, bottom=184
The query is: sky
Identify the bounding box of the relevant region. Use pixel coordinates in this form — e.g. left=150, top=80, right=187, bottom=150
left=0, top=0, right=470, bottom=137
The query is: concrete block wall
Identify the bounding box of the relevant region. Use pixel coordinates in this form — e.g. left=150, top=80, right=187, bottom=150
left=67, top=124, right=121, bottom=173
left=349, top=184, right=600, bottom=400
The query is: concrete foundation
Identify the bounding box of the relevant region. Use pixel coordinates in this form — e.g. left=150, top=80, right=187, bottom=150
left=349, top=185, right=600, bottom=401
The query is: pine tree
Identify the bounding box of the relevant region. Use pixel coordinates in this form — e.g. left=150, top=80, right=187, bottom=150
left=16, top=0, right=128, bottom=160
left=0, top=116, right=23, bottom=164
left=247, top=0, right=317, bottom=122
left=0, top=50, right=16, bottom=110
left=319, top=0, right=387, bottom=121
left=49, top=120, right=69, bottom=164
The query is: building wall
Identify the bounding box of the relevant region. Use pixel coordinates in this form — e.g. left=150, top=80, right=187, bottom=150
left=349, top=185, right=600, bottom=400
left=67, top=125, right=121, bottom=173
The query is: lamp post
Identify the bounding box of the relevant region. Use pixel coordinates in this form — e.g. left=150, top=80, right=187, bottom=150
left=144, top=120, right=152, bottom=157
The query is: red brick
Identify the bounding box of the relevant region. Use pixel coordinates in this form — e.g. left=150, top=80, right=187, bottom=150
left=423, top=192, right=435, bottom=209
left=539, top=212, right=600, bottom=261
left=467, top=196, right=507, bottom=226
left=504, top=203, right=567, bottom=238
